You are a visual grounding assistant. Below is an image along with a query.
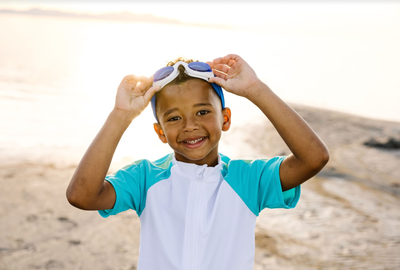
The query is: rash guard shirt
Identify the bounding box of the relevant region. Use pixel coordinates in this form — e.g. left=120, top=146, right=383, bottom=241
left=99, top=153, right=301, bottom=270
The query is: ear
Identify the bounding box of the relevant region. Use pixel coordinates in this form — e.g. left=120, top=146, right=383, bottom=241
left=153, top=123, right=168, bottom=143
left=221, top=107, right=231, bottom=132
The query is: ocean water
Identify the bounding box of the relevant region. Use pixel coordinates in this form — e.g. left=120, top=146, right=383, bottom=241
left=1, top=14, right=399, bottom=164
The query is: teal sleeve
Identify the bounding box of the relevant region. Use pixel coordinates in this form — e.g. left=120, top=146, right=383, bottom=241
left=98, top=163, right=144, bottom=218
left=98, top=155, right=173, bottom=218
left=257, top=156, right=301, bottom=211
left=224, top=156, right=301, bottom=216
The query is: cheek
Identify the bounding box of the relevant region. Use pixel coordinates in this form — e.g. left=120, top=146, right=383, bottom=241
left=164, top=128, right=178, bottom=142
left=208, top=122, right=223, bottom=136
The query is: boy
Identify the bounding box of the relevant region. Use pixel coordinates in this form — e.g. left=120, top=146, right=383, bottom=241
left=67, top=54, right=329, bottom=269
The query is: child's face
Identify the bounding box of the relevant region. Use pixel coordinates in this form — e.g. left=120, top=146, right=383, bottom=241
left=154, top=79, right=231, bottom=167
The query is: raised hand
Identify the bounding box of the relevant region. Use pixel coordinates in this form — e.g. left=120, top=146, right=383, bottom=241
left=114, top=75, right=160, bottom=119
left=207, top=54, right=261, bottom=98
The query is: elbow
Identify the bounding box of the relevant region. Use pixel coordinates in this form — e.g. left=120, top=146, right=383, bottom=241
left=322, top=146, right=330, bottom=165
left=312, top=146, right=330, bottom=172
left=66, top=185, right=89, bottom=210
left=66, top=193, right=89, bottom=210
left=66, top=188, right=80, bottom=208
left=304, top=145, right=329, bottom=175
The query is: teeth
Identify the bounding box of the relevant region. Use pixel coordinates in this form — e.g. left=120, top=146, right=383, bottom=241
left=185, top=137, right=204, bottom=144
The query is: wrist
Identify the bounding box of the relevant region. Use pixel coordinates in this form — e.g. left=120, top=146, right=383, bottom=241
left=109, top=108, right=137, bottom=126
left=245, top=80, right=272, bottom=101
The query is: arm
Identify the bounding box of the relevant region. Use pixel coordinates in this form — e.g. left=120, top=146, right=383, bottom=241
left=66, top=75, right=160, bottom=210
left=208, top=54, right=329, bottom=191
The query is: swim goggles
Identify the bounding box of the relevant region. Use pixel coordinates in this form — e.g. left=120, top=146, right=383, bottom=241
left=151, top=61, right=225, bottom=122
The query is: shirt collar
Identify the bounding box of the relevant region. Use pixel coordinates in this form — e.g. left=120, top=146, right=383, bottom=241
left=171, top=154, right=223, bottom=180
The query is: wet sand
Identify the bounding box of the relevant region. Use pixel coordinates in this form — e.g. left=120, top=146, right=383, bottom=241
left=1, top=104, right=399, bottom=269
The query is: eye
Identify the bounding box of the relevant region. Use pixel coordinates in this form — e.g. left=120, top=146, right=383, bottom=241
left=196, top=110, right=210, bottom=116
left=167, top=116, right=181, bottom=122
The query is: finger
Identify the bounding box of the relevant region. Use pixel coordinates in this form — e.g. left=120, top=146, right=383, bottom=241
left=125, top=75, right=153, bottom=93
left=209, top=76, right=227, bottom=89
left=140, top=75, right=155, bottom=92
left=122, top=75, right=151, bottom=87
left=211, top=69, right=228, bottom=80
left=119, top=75, right=135, bottom=89
left=206, top=61, right=214, bottom=69
left=143, top=85, right=161, bottom=103
left=212, top=58, right=235, bottom=67
left=212, top=64, right=230, bottom=75
left=217, top=59, right=236, bottom=68
left=228, top=59, right=236, bottom=66
left=211, top=57, right=224, bottom=65
left=212, top=54, right=240, bottom=66
left=123, top=74, right=141, bottom=84
left=121, top=74, right=136, bottom=83
left=120, top=77, right=138, bottom=92
left=135, top=79, right=154, bottom=94
left=131, top=75, right=151, bottom=85
left=223, top=54, right=242, bottom=64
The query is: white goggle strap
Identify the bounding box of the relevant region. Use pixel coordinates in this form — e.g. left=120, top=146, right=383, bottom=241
left=154, top=61, right=213, bottom=89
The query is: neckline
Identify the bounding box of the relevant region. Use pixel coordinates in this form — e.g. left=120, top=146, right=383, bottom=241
left=171, top=154, right=223, bottom=180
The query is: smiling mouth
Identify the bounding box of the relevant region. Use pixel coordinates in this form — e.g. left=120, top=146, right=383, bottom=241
left=181, top=136, right=207, bottom=149
left=184, top=137, right=205, bottom=144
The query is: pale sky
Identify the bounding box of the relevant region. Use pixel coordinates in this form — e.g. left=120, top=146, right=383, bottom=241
left=1, top=1, right=399, bottom=33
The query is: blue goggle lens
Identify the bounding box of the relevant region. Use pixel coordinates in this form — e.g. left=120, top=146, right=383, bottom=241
left=154, top=66, right=174, bottom=82
left=188, top=62, right=212, bottom=72
left=153, top=62, right=212, bottom=83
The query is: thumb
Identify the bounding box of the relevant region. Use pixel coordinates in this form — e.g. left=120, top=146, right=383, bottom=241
left=143, top=85, right=161, bottom=104
left=209, top=77, right=228, bottom=89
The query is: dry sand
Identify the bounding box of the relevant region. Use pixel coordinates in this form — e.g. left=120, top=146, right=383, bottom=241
left=1, top=104, right=399, bottom=270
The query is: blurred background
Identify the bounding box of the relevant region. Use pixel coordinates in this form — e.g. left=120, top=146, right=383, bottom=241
left=1, top=2, right=400, bottom=270
left=0, top=1, right=399, bottom=165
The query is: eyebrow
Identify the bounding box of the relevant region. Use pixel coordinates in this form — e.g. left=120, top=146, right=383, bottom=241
left=193, top=103, right=212, bottom=108
left=163, top=103, right=213, bottom=118
left=163, top=108, right=179, bottom=118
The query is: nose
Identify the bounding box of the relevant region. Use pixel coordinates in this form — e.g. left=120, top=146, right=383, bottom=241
left=183, top=116, right=199, bottom=133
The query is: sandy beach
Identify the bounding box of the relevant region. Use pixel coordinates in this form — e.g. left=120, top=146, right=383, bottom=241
left=1, top=104, right=399, bottom=270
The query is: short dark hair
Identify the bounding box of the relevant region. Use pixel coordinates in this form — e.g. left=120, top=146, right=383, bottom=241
left=154, top=57, right=206, bottom=112
left=165, top=57, right=199, bottom=86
